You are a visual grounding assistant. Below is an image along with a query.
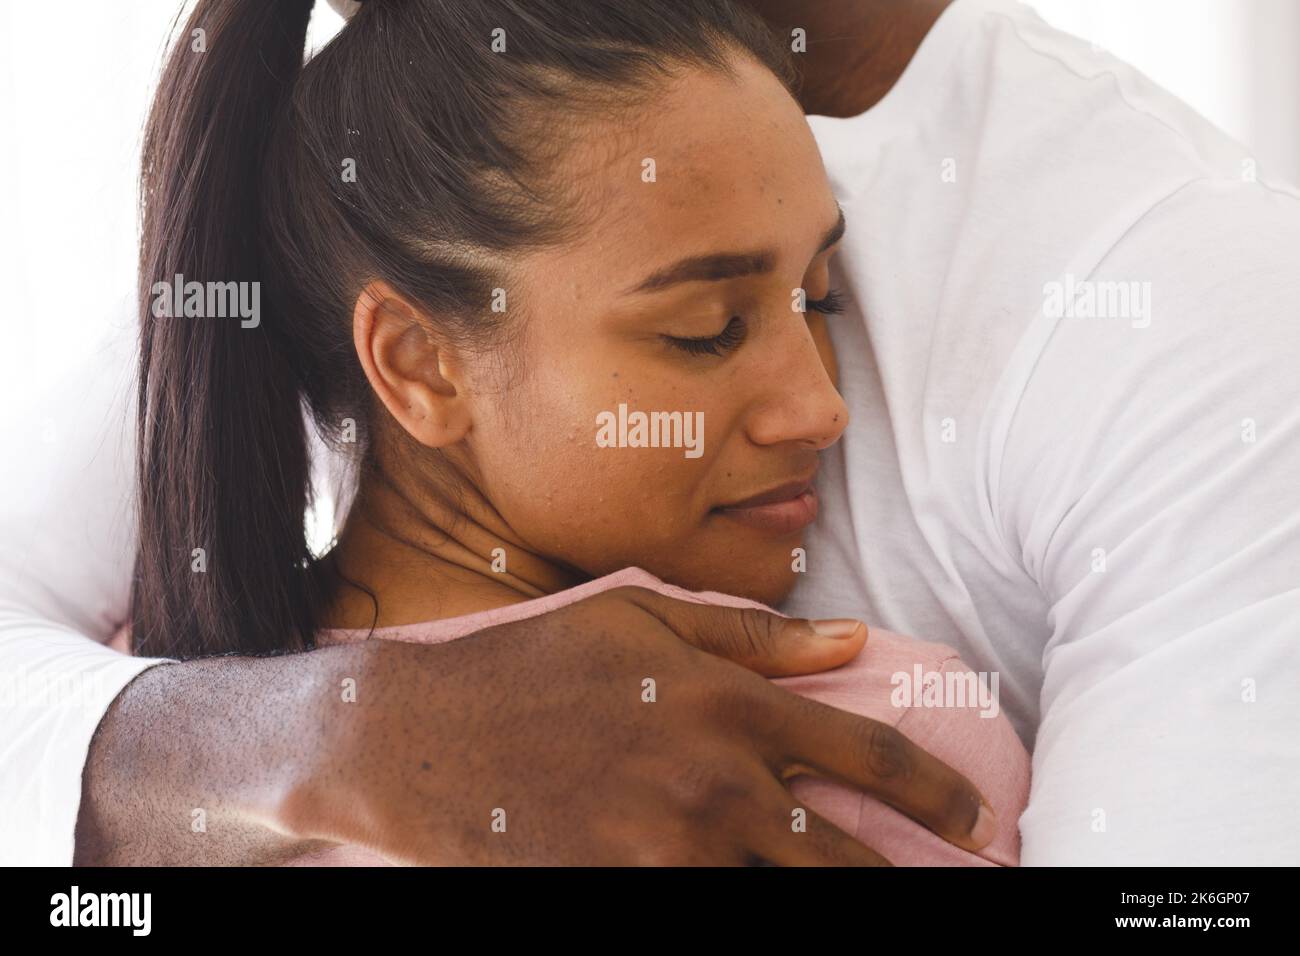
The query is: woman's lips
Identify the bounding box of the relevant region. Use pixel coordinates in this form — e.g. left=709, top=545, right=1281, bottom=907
left=714, top=481, right=819, bottom=535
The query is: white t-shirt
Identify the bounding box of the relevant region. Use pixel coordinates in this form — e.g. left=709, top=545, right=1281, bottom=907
left=785, top=0, right=1300, bottom=864
left=0, top=319, right=170, bottom=866
left=1, top=0, right=1296, bottom=866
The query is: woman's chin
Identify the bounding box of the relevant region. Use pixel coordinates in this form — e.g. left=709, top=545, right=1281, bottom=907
left=652, top=558, right=800, bottom=610
left=738, top=569, right=799, bottom=608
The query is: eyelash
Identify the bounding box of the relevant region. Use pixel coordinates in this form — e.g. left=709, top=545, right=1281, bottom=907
left=664, top=316, right=748, bottom=356
left=662, top=287, right=845, bottom=358
left=806, top=287, right=846, bottom=315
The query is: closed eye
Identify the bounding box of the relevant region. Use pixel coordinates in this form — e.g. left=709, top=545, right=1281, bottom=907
left=806, top=288, right=846, bottom=315
left=663, top=316, right=747, bottom=357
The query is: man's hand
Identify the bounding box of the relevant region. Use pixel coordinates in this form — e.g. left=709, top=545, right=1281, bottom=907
left=75, top=588, right=995, bottom=865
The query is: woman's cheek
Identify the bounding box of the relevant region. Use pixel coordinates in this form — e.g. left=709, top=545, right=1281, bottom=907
left=479, top=369, right=717, bottom=563
left=525, top=445, right=704, bottom=569
left=469, top=400, right=630, bottom=533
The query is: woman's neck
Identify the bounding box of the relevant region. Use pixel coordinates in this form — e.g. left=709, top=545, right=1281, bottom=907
left=318, top=461, right=585, bottom=630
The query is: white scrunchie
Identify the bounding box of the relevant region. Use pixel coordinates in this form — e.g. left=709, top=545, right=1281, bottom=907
left=327, top=0, right=363, bottom=19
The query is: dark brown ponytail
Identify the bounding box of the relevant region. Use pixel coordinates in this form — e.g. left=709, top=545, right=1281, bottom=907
left=133, top=0, right=318, bottom=658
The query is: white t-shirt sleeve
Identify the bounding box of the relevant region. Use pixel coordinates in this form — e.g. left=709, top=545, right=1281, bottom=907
left=0, top=320, right=172, bottom=865
left=1000, top=180, right=1300, bottom=864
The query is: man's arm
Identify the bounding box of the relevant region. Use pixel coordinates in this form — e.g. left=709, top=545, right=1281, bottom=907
left=1003, top=180, right=1300, bottom=864
left=76, top=590, right=998, bottom=865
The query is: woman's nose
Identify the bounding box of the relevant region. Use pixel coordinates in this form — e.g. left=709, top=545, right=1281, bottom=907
left=745, top=329, right=849, bottom=451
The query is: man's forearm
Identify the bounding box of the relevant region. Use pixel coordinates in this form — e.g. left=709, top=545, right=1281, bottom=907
left=73, top=644, right=366, bottom=866
left=68, top=592, right=994, bottom=866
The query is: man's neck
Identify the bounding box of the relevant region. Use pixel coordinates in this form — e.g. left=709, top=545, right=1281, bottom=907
left=748, top=0, right=953, bottom=117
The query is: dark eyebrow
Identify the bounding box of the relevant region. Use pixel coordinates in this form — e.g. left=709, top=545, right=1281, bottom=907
left=623, top=205, right=846, bottom=296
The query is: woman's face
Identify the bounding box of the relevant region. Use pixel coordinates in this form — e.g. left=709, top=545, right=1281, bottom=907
left=459, top=53, right=849, bottom=605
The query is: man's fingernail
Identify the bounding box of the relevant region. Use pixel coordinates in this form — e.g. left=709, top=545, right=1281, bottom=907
left=971, top=802, right=998, bottom=846
left=809, top=618, right=864, bottom=639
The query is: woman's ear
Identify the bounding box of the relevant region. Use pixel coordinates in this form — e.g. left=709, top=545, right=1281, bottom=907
left=351, top=280, right=473, bottom=448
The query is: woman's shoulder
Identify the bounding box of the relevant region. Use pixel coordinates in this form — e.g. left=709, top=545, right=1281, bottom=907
left=315, top=566, right=707, bottom=647
left=317, top=565, right=957, bottom=656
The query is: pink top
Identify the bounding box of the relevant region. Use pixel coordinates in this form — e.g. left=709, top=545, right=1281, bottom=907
left=285, top=566, right=1029, bottom=866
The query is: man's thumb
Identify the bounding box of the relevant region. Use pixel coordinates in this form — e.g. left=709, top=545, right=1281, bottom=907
left=614, top=587, right=868, bottom=677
